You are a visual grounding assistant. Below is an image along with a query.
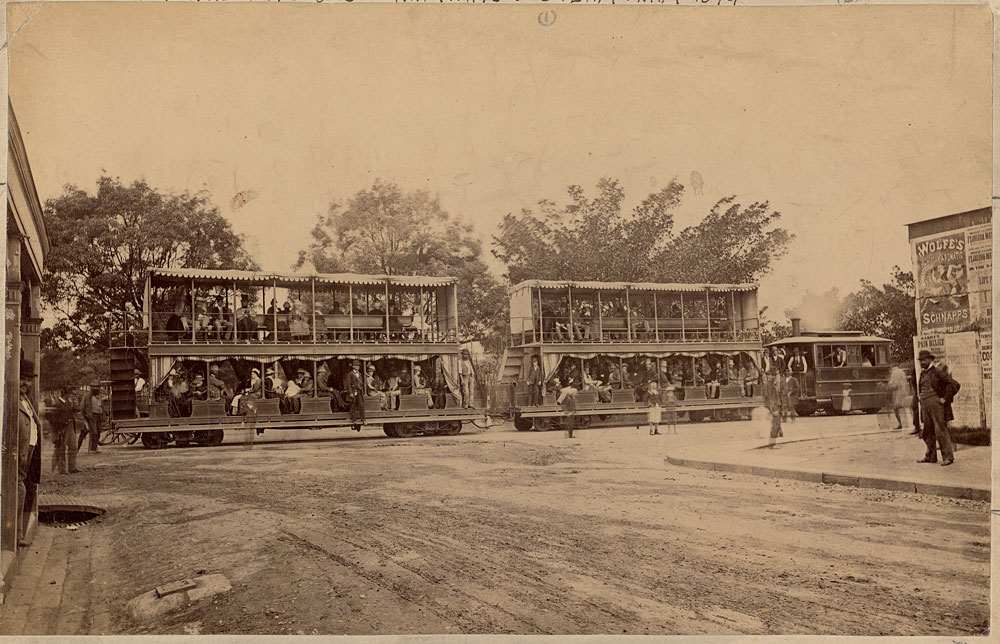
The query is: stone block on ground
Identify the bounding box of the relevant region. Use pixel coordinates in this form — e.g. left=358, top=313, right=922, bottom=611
left=126, top=574, right=232, bottom=622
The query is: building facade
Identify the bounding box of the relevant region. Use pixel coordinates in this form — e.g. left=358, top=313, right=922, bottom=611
left=907, top=207, right=992, bottom=428
left=2, top=101, right=49, bottom=597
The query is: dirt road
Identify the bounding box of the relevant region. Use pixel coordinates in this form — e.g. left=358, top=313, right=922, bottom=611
left=43, top=421, right=989, bottom=636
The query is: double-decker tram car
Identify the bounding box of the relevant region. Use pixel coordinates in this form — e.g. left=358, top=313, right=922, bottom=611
left=108, top=268, right=483, bottom=448
left=764, top=320, right=893, bottom=417
left=494, top=279, right=766, bottom=430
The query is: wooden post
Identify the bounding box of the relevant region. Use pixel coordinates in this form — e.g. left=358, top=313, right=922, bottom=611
left=680, top=292, right=686, bottom=341
left=537, top=287, right=544, bottom=344
left=384, top=280, right=390, bottom=343
left=730, top=290, right=737, bottom=341
left=567, top=286, right=574, bottom=342
left=348, top=284, right=354, bottom=343
left=618, top=356, right=624, bottom=390
left=146, top=275, right=153, bottom=346
left=312, top=278, right=317, bottom=343
left=419, top=286, right=424, bottom=342
left=272, top=280, right=279, bottom=344
left=313, top=360, right=318, bottom=397
left=705, top=289, right=711, bottom=341
left=190, top=278, right=196, bottom=342
left=652, top=291, right=659, bottom=342
left=596, top=291, right=603, bottom=343
left=232, top=281, right=238, bottom=342
left=624, top=287, right=632, bottom=342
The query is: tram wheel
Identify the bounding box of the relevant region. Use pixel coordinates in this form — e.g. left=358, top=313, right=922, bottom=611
left=795, top=401, right=818, bottom=417
left=194, top=430, right=224, bottom=447
left=441, top=421, right=462, bottom=436
left=533, top=417, right=555, bottom=431
left=513, top=416, right=534, bottom=432
left=575, top=416, right=592, bottom=429
left=394, top=422, right=420, bottom=438
left=141, top=433, right=170, bottom=450
left=383, top=423, right=399, bottom=437
left=689, top=410, right=710, bottom=422
left=862, top=408, right=880, bottom=415
left=125, top=433, right=142, bottom=445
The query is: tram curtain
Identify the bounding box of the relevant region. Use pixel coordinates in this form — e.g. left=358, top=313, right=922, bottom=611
left=151, top=358, right=181, bottom=391
left=542, top=354, right=560, bottom=381
left=438, top=355, right=463, bottom=405
left=509, top=287, right=534, bottom=335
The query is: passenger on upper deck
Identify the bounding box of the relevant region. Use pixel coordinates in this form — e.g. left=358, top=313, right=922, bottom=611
left=211, top=295, right=233, bottom=340
left=237, top=307, right=258, bottom=341
left=290, top=314, right=311, bottom=341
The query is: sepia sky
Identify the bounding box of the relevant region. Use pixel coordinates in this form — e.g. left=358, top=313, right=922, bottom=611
left=8, top=3, right=992, bottom=324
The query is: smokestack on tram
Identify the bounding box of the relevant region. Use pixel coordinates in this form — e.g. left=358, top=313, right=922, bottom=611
left=107, top=268, right=481, bottom=448
left=492, top=279, right=766, bottom=430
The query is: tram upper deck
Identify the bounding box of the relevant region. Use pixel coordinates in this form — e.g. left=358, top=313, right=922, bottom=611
left=507, top=279, right=760, bottom=348
left=132, top=268, right=460, bottom=356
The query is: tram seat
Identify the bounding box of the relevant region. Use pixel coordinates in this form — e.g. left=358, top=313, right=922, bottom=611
left=191, top=400, right=226, bottom=418
left=543, top=393, right=558, bottom=406
left=251, top=399, right=281, bottom=416
left=611, top=389, right=635, bottom=404
left=148, top=403, right=170, bottom=419
left=684, top=387, right=708, bottom=400
left=399, top=395, right=431, bottom=411
left=323, top=314, right=385, bottom=330
left=600, top=318, right=628, bottom=330
left=718, top=385, right=742, bottom=399
left=574, top=390, right=599, bottom=405
left=363, top=397, right=384, bottom=413
left=300, top=398, right=333, bottom=415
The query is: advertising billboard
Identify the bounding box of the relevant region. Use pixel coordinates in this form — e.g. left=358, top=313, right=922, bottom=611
left=913, top=331, right=983, bottom=427
left=912, top=232, right=971, bottom=331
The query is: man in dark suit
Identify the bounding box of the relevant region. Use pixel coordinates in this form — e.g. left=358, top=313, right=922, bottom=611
left=344, top=360, right=365, bottom=431
left=915, top=349, right=958, bottom=466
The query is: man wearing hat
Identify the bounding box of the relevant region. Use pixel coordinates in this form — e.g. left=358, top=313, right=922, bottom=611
left=208, top=364, right=230, bottom=401
left=17, top=360, right=41, bottom=546
left=343, top=360, right=365, bottom=431
left=459, top=349, right=476, bottom=409
left=916, top=349, right=957, bottom=466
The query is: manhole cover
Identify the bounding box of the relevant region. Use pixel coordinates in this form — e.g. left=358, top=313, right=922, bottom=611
left=38, top=493, right=105, bottom=527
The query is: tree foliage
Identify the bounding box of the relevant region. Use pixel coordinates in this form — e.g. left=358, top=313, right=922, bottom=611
left=837, top=267, right=916, bottom=362
left=492, top=178, right=793, bottom=285
left=41, top=176, right=258, bottom=351
left=296, top=179, right=507, bottom=343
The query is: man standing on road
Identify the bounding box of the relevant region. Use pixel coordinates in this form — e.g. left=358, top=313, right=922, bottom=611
left=764, top=371, right=783, bottom=442
left=79, top=386, right=102, bottom=454
left=47, top=387, right=82, bottom=475
left=17, top=361, right=41, bottom=546
left=783, top=373, right=800, bottom=423
left=916, top=349, right=957, bottom=466
left=459, top=349, right=476, bottom=409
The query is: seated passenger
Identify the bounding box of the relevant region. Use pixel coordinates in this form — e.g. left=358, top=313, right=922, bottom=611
left=236, top=307, right=258, bottom=341
left=211, top=295, right=233, bottom=340
left=412, top=366, right=432, bottom=408
left=366, top=365, right=387, bottom=410
left=556, top=376, right=579, bottom=406
left=290, top=314, right=311, bottom=341
left=208, top=365, right=231, bottom=401
left=383, top=372, right=401, bottom=411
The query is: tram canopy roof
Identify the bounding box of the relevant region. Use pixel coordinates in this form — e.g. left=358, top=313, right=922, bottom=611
left=508, top=279, right=758, bottom=295
left=148, top=268, right=458, bottom=288
left=766, top=334, right=891, bottom=346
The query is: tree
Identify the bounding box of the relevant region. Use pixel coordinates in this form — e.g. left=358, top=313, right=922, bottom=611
left=838, top=267, right=916, bottom=362
left=759, top=306, right=792, bottom=346
left=296, top=179, right=507, bottom=343
left=652, top=197, right=793, bottom=284
left=492, top=178, right=793, bottom=285
left=42, top=176, right=258, bottom=351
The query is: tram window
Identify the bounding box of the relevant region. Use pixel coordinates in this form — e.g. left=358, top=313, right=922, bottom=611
left=859, top=345, right=876, bottom=367
left=876, top=345, right=888, bottom=365
left=819, top=346, right=834, bottom=367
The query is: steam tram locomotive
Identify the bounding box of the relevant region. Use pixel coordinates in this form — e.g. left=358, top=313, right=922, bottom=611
left=109, top=268, right=481, bottom=447
left=764, top=321, right=893, bottom=417
left=495, top=279, right=765, bottom=430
